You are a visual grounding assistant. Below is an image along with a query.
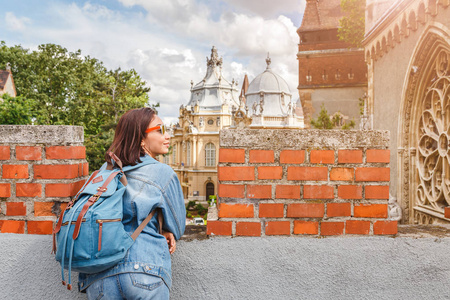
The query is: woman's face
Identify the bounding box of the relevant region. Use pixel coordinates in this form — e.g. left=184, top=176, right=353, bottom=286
left=142, top=115, right=170, bottom=158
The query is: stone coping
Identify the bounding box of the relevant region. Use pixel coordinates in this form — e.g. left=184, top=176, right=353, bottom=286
left=0, top=125, right=84, bottom=144
left=220, top=129, right=389, bottom=149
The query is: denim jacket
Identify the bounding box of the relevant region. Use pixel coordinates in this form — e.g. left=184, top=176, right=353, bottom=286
left=78, top=155, right=186, bottom=292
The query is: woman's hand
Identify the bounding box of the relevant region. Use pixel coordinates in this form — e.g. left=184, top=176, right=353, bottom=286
left=162, top=231, right=176, bottom=254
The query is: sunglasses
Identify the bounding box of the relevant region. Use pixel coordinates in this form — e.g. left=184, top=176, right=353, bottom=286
left=145, top=124, right=167, bottom=135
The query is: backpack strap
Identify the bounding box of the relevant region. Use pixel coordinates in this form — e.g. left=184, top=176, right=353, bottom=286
left=130, top=209, right=164, bottom=240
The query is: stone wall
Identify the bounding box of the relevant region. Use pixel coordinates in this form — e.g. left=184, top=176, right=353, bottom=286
left=207, top=129, right=397, bottom=236
left=0, top=125, right=87, bottom=234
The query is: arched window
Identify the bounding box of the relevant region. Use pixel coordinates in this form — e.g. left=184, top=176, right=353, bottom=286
left=186, top=142, right=191, bottom=166
left=205, top=143, right=215, bottom=167
left=173, top=144, right=177, bottom=164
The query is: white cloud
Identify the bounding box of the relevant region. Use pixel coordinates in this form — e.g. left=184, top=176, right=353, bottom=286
left=5, top=12, right=31, bottom=31
left=221, top=0, right=305, bottom=18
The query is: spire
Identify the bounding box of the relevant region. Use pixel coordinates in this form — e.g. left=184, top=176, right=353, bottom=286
left=265, top=53, right=271, bottom=70
left=206, top=46, right=223, bottom=79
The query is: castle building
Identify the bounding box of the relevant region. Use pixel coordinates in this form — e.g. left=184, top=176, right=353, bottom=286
left=297, top=0, right=367, bottom=128
left=364, top=0, right=450, bottom=224
left=168, top=48, right=303, bottom=202
left=168, top=47, right=240, bottom=202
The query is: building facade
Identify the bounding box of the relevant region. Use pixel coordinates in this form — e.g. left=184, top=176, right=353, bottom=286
left=364, top=0, right=450, bottom=224
left=297, top=0, right=367, bottom=128
left=0, top=64, right=17, bottom=98
left=168, top=47, right=240, bottom=202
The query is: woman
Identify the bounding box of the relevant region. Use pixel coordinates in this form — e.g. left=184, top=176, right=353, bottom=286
left=79, top=107, right=186, bottom=299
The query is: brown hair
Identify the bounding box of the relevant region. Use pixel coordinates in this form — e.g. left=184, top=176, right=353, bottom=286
left=105, top=107, right=156, bottom=166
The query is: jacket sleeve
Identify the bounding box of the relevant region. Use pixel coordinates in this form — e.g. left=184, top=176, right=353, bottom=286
left=159, top=173, right=186, bottom=240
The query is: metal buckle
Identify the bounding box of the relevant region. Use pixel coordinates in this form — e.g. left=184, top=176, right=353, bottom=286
left=91, top=194, right=101, bottom=202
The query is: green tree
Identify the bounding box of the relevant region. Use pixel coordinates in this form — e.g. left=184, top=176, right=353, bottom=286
left=0, top=94, right=34, bottom=124
left=337, top=0, right=366, bottom=47
left=0, top=41, right=155, bottom=170
left=310, top=104, right=355, bottom=129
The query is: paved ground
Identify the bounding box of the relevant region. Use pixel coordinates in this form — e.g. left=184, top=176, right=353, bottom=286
left=1, top=225, right=449, bottom=300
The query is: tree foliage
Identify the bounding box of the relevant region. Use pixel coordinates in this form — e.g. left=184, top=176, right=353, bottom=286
left=337, top=0, right=366, bottom=48
left=0, top=41, right=155, bottom=170
left=0, top=94, right=34, bottom=124
left=310, top=104, right=355, bottom=129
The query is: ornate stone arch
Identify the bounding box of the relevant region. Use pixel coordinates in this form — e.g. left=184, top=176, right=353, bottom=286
left=398, top=24, right=450, bottom=224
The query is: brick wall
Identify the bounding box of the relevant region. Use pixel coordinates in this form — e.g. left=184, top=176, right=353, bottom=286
left=0, top=125, right=86, bottom=234
left=207, top=129, right=397, bottom=237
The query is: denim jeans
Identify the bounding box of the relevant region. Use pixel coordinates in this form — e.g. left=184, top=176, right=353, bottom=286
left=86, top=273, right=169, bottom=300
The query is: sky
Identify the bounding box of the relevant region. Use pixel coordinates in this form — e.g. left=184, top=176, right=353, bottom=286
left=1, top=0, right=306, bottom=124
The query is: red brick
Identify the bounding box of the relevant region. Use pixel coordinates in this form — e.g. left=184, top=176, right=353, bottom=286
left=265, top=221, right=290, bottom=235
left=218, top=184, right=245, bottom=198
left=321, top=222, right=344, bottom=236
left=445, top=207, right=450, bottom=219
left=280, top=150, right=305, bottom=164
left=365, top=185, right=390, bottom=199
left=249, top=150, right=274, bottom=163
left=327, top=203, right=351, bottom=217
left=338, top=185, right=362, bottom=199
left=259, top=203, right=284, bottom=218
left=83, top=163, right=89, bottom=176
left=34, top=164, right=80, bottom=179
left=16, top=146, right=42, bottom=160
left=0, top=220, right=25, bottom=233
left=27, top=221, right=54, bottom=235
left=6, top=202, right=27, bottom=216
left=330, top=168, right=354, bottom=181
left=310, top=150, right=334, bottom=164
left=34, top=202, right=55, bottom=216
left=0, top=146, right=10, bottom=160
left=303, top=185, right=334, bottom=199
left=0, top=183, right=11, bottom=197
left=247, top=185, right=272, bottom=199
left=236, top=222, right=261, bottom=236
left=366, top=149, right=390, bottom=163
left=258, top=166, right=283, bottom=180
left=374, top=221, right=398, bottom=235
left=16, top=183, right=42, bottom=197
left=293, top=221, right=318, bottom=235
left=287, top=203, right=324, bottom=218
left=45, top=180, right=85, bottom=197
left=207, top=221, right=232, bottom=236
left=2, top=165, right=29, bottom=179
left=338, top=150, right=363, bottom=163
left=355, top=168, right=390, bottom=181
left=346, top=220, right=370, bottom=234
left=45, top=146, right=86, bottom=159
left=218, top=203, right=254, bottom=218
left=287, top=167, right=327, bottom=181
left=219, top=149, right=245, bottom=163
left=354, top=204, right=388, bottom=218
left=218, top=166, right=255, bottom=181
left=275, top=185, right=301, bottom=199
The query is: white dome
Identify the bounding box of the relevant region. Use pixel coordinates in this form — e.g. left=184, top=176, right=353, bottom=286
left=245, top=57, right=292, bottom=117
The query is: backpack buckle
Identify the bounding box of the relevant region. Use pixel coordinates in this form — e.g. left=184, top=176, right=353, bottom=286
left=91, top=194, right=101, bottom=202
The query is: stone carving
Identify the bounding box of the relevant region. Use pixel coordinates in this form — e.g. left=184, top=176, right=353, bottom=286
left=388, top=194, right=402, bottom=221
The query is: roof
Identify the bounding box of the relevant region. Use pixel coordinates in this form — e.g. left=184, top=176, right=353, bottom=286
left=186, top=46, right=239, bottom=110
left=0, top=70, right=11, bottom=90
left=298, top=0, right=343, bottom=32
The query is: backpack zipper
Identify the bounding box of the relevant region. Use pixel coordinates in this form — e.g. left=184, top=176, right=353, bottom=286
left=96, top=219, right=121, bottom=251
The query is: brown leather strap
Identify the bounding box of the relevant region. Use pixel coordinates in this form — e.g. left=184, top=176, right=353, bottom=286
left=130, top=209, right=163, bottom=241
left=72, top=171, right=120, bottom=240
left=108, top=152, right=123, bottom=172
left=73, top=170, right=99, bottom=202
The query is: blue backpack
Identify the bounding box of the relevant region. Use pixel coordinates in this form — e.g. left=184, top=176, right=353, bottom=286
left=52, top=153, right=162, bottom=290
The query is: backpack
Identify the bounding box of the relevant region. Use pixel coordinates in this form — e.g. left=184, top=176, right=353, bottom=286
left=52, top=153, right=163, bottom=290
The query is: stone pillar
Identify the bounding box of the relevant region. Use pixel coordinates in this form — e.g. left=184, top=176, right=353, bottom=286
left=0, top=125, right=87, bottom=234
